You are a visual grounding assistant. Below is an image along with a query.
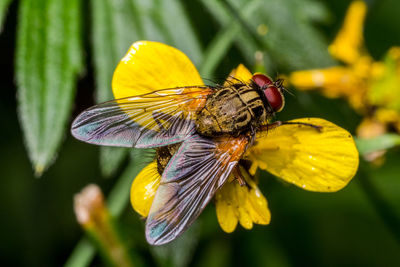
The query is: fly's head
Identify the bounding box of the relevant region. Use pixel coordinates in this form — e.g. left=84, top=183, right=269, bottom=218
left=252, top=73, right=285, bottom=113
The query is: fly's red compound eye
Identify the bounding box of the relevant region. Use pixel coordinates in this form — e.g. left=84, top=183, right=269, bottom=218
left=264, top=85, right=284, bottom=112
left=252, top=73, right=273, bottom=88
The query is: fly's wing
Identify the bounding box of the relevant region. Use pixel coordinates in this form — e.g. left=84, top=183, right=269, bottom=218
left=71, top=88, right=211, bottom=148
left=145, top=134, right=249, bottom=245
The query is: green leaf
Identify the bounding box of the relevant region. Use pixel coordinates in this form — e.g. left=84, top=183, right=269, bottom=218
left=241, top=0, right=335, bottom=70
left=91, top=0, right=140, bottom=103
left=201, top=0, right=334, bottom=73
left=64, top=238, right=95, bottom=267
left=355, top=134, right=400, bottom=155
left=91, top=0, right=139, bottom=177
left=99, top=147, right=130, bottom=177
left=296, top=0, right=332, bottom=24
left=91, top=0, right=202, bottom=176
left=200, top=0, right=262, bottom=76
left=16, top=0, right=83, bottom=175
left=152, top=0, right=203, bottom=65
left=0, top=0, right=12, bottom=32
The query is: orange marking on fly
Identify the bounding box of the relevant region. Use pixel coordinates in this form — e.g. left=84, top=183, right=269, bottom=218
left=179, top=88, right=213, bottom=112
left=215, top=136, right=249, bottom=164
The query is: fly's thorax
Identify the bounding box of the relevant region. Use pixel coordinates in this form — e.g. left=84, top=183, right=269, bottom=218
left=196, top=84, right=268, bottom=136
left=156, top=143, right=181, bottom=174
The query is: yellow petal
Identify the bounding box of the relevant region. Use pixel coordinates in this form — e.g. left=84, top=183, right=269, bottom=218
left=130, top=161, right=161, bottom=217
left=290, top=67, right=357, bottom=96
left=238, top=209, right=253, bottom=229
left=289, top=67, right=367, bottom=110
left=329, top=0, right=367, bottom=64
left=234, top=181, right=253, bottom=230
left=112, top=41, right=204, bottom=99
left=248, top=118, right=359, bottom=192
left=290, top=67, right=346, bottom=91
left=374, top=108, right=400, bottom=126
left=241, top=166, right=271, bottom=225
left=374, top=108, right=400, bottom=133
left=224, top=64, right=253, bottom=85
left=215, top=178, right=239, bottom=233
left=246, top=186, right=271, bottom=225
left=215, top=168, right=270, bottom=232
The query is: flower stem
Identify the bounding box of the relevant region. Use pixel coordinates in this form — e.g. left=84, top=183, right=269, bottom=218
left=64, top=238, right=95, bottom=267
left=74, top=184, right=134, bottom=267
left=65, top=153, right=145, bottom=267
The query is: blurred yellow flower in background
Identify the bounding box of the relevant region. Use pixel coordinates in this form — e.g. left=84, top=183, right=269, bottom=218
left=289, top=0, right=400, bottom=161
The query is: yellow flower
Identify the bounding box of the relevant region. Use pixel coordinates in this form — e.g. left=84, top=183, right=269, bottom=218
left=130, top=161, right=160, bottom=217
left=214, top=166, right=271, bottom=233
left=289, top=0, right=400, bottom=138
left=114, top=41, right=359, bottom=234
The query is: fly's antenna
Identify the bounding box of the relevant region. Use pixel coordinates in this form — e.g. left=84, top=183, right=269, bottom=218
left=282, top=86, right=294, bottom=96
left=275, top=77, right=294, bottom=96
left=275, top=78, right=283, bottom=87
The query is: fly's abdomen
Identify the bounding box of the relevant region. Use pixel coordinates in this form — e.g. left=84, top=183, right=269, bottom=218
left=196, top=85, right=266, bottom=136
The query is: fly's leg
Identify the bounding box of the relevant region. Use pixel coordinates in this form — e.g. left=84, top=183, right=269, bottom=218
left=281, top=121, right=323, bottom=131
left=232, top=166, right=252, bottom=189
left=260, top=121, right=323, bottom=132
left=247, top=125, right=257, bottom=146
left=233, top=167, right=246, bottom=186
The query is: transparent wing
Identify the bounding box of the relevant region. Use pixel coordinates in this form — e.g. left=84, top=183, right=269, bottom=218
left=71, top=88, right=211, bottom=148
left=145, top=134, right=249, bottom=245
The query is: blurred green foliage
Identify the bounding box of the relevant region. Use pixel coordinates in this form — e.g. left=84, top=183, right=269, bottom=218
left=0, top=0, right=400, bottom=266
left=0, top=0, right=12, bottom=31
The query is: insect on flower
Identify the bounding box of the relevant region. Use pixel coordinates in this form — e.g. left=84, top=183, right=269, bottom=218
left=71, top=41, right=359, bottom=245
